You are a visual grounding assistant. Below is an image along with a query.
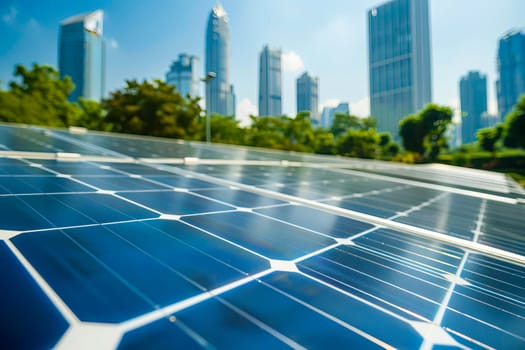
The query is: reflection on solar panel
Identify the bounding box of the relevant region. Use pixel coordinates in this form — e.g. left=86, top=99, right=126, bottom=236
left=1, top=124, right=525, bottom=349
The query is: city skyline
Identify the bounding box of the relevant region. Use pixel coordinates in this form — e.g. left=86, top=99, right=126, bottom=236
left=1, top=1, right=524, bottom=125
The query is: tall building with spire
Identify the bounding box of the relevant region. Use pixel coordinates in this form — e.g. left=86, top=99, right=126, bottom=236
left=259, top=45, right=282, bottom=117
left=205, top=4, right=235, bottom=116
left=59, top=10, right=105, bottom=101
left=368, top=0, right=432, bottom=139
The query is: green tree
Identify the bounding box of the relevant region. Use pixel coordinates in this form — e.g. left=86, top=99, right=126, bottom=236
left=477, top=124, right=503, bottom=153
left=503, top=95, right=525, bottom=149
left=103, top=79, right=202, bottom=139
left=0, top=64, right=79, bottom=126
left=208, top=114, right=246, bottom=144
left=337, top=129, right=379, bottom=158
left=74, top=98, right=110, bottom=131
left=330, top=113, right=375, bottom=138
left=399, top=104, right=453, bottom=161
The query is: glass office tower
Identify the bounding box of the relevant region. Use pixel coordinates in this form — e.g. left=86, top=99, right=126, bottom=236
left=460, top=71, right=488, bottom=144
left=259, top=45, right=282, bottom=117
left=496, top=30, right=525, bottom=120
left=59, top=10, right=105, bottom=101
left=166, top=54, right=200, bottom=98
left=368, top=0, right=432, bottom=139
left=205, top=4, right=235, bottom=116
left=296, top=72, right=319, bottom=121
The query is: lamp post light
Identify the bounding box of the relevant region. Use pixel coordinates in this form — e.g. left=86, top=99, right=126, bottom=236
left=201, top=71, right=216, bottom=144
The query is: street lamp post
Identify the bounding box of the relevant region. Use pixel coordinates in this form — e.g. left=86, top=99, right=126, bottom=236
left=201, top=72, right=216, bottom=144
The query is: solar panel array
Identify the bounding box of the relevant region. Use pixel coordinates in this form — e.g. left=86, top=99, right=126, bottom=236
left=1, top=124, right=524, bottom=349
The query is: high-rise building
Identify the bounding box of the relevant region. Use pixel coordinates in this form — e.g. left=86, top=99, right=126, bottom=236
left=166, top=54, right=200, bottom=98
left=460, top=71, right=488, bottom=144
left=496, top=30, right=525, bottom=120
left=259, top=46, right=282, bottom=117
left=368, top=0, right=432, bottom=139
left=59, top=10, right=105, bottom=101
left=296, top=72, right=319, bottom=121
left=320, top=102, right=350, bottom=129
left=205, top=4, right=235, bottom=116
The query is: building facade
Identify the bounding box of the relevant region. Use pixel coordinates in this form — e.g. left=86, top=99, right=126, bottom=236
left=296, top=72, right=319, bottom=122
left=59, top=10, right=105, bottom=101
left=205, top=4, right=235, bottom=116
left=496, top=30, right=525, bottom=120
left=368, top=0, right=432, bottom=139
left=320, top=102, right=350, bottom=129
left=166, top=54, right=200, bottom=98
left=460, top=71, right=488, bottom=144
left=259, top=46, right=282, bottom=117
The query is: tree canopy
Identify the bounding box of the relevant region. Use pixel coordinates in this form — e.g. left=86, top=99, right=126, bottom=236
left=0, top=64, right=79, bottom=126
left=399, top=104, right=453, bottom=161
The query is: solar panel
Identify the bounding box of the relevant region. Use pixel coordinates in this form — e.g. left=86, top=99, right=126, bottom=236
left=1, top=123, right=524, bottom=349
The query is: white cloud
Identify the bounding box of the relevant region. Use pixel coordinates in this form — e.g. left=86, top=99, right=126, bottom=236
left=2, top=6, right=17, bottom=24
left=350, top=97, right=370, bottom=118
left=282, top=51, right=305, bottom=73
left=236, top=98, right=257, bottom=127
left=109, top=38, right=119, bottom=49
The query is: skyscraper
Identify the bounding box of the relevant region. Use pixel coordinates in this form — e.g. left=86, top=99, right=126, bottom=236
left=296, top=72, right=319, bottom=121
left=166, top=54, right=200, bottom=98
left=460, top=71, right=488, bottom=144
left=259, top=45, right=282, bottom=117
left=368, top=0, right=432, bottom=139
left=205, top=4, right=235, bottom=116
left=59, top=10, right=105, bottom=101
left=496, top=30, right=525, bottom=120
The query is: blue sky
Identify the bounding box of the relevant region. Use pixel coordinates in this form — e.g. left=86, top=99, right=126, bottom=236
left=1, top=0, right=524, bottom=124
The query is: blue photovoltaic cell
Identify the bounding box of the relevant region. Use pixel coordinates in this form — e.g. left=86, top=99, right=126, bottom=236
left=218, top=272, right=384, bottom=348
left=0, top=242, right=68, bottom=349
left=118, top=318, right=206, bottom=350
left=255, top=204, right=374, bottom=238
left=299, top=246, right=446, bottom=321
left=98, top=163, right=174, bottom=175
left=120, top=298, right=290, bottom=350
left=261, top=272, right=424, bottom=349
left=32, top=160, right=121, bottom=175
left=193, top=188, right=286, bottom=208
left=0, top=176, right=95, bottom=194
left=481, top=201, right=525, bottom=255
left=75, top=176, right=168, bottom=191
left=12, top=219, right=268, bottom=323
left=0, top=193, right=158, bottom=231
left=118, top=190, right=235, bottom=215
left=0, top=158, right=51, bottom=175
left=396, top=193, right=481, bottom=240
left=183, top=211, right=335, bottom=260
left=146, top=175, right=221, bottom=189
